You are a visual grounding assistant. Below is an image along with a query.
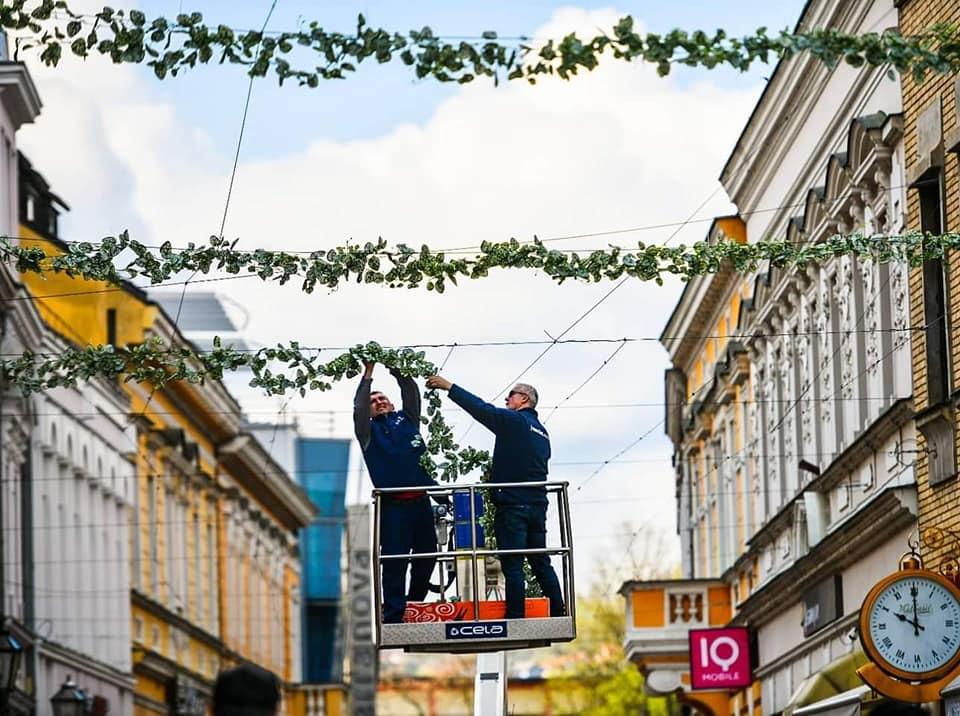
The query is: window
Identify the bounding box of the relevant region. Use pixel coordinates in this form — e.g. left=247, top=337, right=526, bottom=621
left=106, top=308, right=117, bottom=347
left=915, top=168, right=958, bottom=486
left=132, top=468, right=141, bottom=589
left=207, top=521, right=217, bottom=632
left=148, top=476, right=158, bottom=593
left=165, top=490, right=180, bottom=610
left=919, top=171, right=949, bottom=404
left=178, top=499, right=187, bottom=613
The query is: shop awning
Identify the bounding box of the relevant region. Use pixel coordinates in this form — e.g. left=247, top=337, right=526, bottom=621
left=783, top=650, right=870, bottom=716
left=793, top=685, right=871, bottom=716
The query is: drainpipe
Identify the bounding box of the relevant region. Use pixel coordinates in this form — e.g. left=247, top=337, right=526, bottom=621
left=0, top=308, right=8, bottom=623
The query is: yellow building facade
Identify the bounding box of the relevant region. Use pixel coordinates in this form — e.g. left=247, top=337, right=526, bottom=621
left=18, top=158, right=343, bottom=715
left=901, top=0, right=960, bottom=708
left=901, top=0, right=960, bottom=564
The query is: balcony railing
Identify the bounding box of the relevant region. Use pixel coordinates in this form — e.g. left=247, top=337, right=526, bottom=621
left=619, top=578, right=730, bottom=673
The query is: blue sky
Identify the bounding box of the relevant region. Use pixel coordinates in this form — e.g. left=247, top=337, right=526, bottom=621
left=140, top=1, right=806, bottom=157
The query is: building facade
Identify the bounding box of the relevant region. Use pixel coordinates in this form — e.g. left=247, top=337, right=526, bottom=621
left=17, top=160, right=344, bottom=715
left=151, top=291, right=353, bottom=687
left=0, top=58, right=43, bottom=716
left=900, top=0, right=960, bottom=709
left=621, top=0, right=919, bottom=713
left=295, top=437, right=349, bottom=685
left=19, top=152, right=139, bottom=715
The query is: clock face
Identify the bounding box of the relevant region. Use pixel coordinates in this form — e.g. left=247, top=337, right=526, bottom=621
left=865, top=574, right=960, bottom=678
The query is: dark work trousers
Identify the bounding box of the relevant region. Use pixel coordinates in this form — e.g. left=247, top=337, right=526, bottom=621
left=380, top=497, right=437, bottom=623
left=494, top=504, right=565, bottom=619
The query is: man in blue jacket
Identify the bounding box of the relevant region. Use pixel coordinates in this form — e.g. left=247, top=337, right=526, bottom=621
left=355, top=361, right=438, bottom=623
left=426, top=375, right=565, bottom=620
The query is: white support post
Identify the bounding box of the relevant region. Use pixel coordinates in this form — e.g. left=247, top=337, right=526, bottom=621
left=474, top=651, right=508, bottom=716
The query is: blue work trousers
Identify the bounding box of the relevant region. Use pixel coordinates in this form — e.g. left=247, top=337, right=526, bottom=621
left=494, top=504, right=565, bottom=619
left=380, top=498, right=437, bottom=623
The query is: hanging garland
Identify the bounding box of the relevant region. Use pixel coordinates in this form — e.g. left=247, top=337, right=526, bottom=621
left=7, top=231, right=960, bottom=292
left=0, top=338, right=490, bottom=482
left=3, top=1, right=959, bottom=85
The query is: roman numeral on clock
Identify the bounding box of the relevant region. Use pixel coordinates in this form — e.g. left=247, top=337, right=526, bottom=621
left=877, top=623, right=887, bottom=630
left=896, top=649, right=905, bottom=659
left=944, top=636, right=952, bottom=645
left=915, top=655, right=922, bottom=664
left=948, top=620, right=955, bottom=628
left=882, top=637, right=892, bottom=648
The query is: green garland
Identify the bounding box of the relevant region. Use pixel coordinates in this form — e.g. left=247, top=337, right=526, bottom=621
left=8, top=231, right=960, bottom=292
left=4, top=2, right=959, bottom=85
left=1, top=338, right=489, bottom=482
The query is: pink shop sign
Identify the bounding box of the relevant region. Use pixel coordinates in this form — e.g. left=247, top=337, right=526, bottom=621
left=689, top=627, right=753, bottom=690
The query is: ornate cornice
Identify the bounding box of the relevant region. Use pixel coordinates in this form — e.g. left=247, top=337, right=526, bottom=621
left=733, top=484, right=915, bottom=626
left=0, top=63, right=41, bottom=129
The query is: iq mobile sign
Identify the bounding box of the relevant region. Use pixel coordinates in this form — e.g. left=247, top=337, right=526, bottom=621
left=688, top=627, right=753, bottom=690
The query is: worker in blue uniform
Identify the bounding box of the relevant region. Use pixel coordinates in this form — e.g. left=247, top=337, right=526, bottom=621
left=425, top=375, right=565, bottom=620
left=354, top=361, right=438, bottom=623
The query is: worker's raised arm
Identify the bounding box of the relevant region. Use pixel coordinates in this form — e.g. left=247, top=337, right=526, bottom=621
left=426, top=375, right=514, bottom=435
left=353, top=362, right=375, bottom=449
left=391, top=367, right=422, bottom=423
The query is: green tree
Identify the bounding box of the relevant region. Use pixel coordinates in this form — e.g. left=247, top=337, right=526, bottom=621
left=546, top=523, right=681, bottom=715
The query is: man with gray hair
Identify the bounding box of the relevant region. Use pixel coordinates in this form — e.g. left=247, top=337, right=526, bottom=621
left=425, top=375, right=565, bottom=619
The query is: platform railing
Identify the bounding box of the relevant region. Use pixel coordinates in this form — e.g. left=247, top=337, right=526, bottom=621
left=371, top=481, right=575, bottom=647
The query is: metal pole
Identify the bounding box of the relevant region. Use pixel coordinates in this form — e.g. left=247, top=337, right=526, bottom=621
left=468, top=485, right=480, bottom=619
left=371, top=494, right=383, bottom=646
left=554, top=487, right=570, bottom=619
left=473, top=651, right=507, bottom=716
left=561, top=484, right=576, bottom=625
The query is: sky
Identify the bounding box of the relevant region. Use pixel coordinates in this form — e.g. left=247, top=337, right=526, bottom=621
left=15, top=1, right=807, bottom=598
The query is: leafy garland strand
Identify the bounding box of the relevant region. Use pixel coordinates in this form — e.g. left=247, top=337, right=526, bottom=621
left=3, top=1, right=959, bottom=85
left=9, top=231, right=960, bottom=293
left=1, top=338, right=490, bottom=482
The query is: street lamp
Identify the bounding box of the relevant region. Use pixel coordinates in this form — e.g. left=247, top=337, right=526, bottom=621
left=0, top=633, right=22, bottom=706
left=50, top=676, right=86, bottom=716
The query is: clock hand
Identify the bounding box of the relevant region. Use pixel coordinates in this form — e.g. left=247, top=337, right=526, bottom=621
left=893, top=612, right=926, bottom=631
left=911, top=584, right=920, bottom=637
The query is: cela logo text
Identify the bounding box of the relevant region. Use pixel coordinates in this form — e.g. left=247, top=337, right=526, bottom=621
left=446, top=622, right=508, bottom=639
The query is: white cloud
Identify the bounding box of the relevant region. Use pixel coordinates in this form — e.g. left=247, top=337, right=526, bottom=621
left=16, top=6, right=762, bottom=587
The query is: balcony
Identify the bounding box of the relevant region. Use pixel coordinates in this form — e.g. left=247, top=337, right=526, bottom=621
left=619, top=579, right=731, bottom=695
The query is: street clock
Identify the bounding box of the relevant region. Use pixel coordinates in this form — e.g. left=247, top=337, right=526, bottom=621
left=860, top=569, right=960, bottom=683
